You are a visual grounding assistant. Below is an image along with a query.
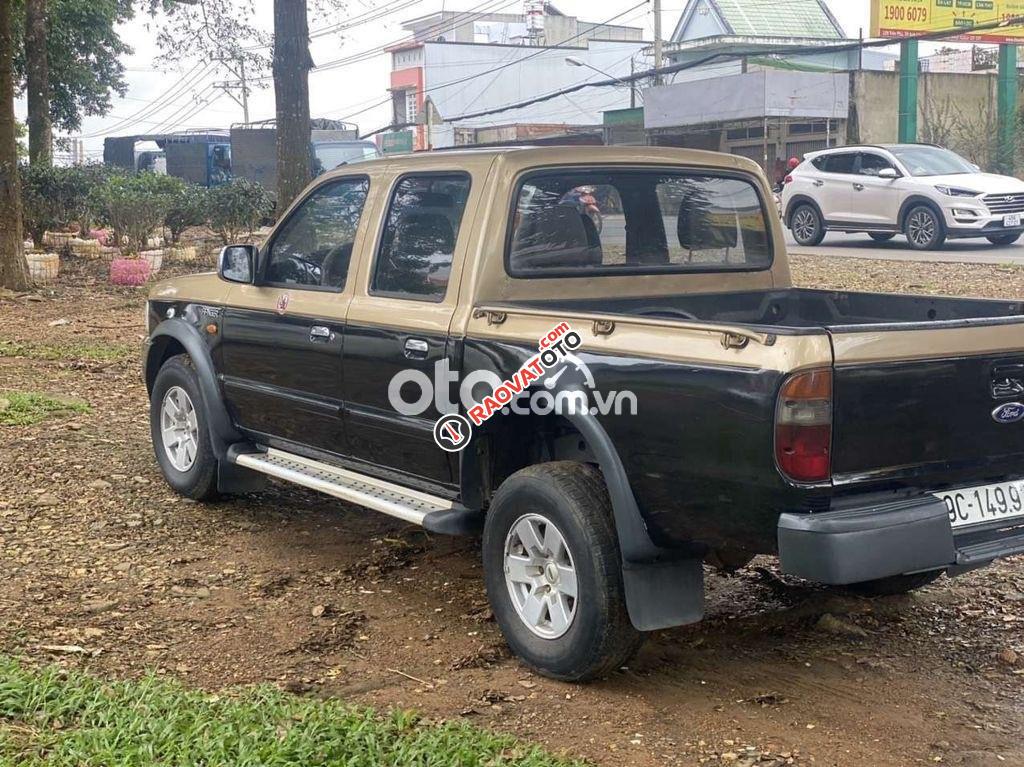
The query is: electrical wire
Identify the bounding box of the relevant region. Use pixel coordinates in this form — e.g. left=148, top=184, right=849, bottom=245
left=75, top=61, right=211, bottom=138
left=327, top=1, right=646, bottom=127
left=362, top=13, right=1024, bottom=135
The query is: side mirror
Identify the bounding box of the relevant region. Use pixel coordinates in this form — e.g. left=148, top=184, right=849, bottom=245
left=218, top=245, right=257, bottom=284
left=878, top=167, right=899, bottom=180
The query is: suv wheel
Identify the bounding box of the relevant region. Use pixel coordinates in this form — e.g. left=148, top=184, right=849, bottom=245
left=869, top=232, right=896, bottom=243
left=987, top=232, right=1022, bottom=246
left=482, top=462, right=644, bottom=681
left=904, top=205, right=946, bottom=250
left=790, top=204, right=825, bottom=246
left=150, top=355, right=219, bottom=501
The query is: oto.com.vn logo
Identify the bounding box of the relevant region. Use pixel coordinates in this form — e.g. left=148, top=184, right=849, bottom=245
left=387, top=323, right=638, bottom=452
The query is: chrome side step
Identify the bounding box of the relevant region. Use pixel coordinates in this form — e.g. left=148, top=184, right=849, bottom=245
left=232, top=447, right=454, bottom=526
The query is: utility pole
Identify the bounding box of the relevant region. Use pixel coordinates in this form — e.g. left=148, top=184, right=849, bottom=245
left=653, top=0, right=664, bottom=85
left=997, top=44, right=1018, bottom=174
left=216, top=57, right=250, bottom=125
left=898, top=39, right=919, bottom=143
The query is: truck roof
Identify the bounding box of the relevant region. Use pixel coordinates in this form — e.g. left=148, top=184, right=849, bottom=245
left=321, top=144, right=766, bottom=179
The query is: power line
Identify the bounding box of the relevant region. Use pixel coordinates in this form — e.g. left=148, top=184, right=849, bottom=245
left=329, top=1, right=645, bottom=127
left=76, top=62, right=215, bottom=139
left=362, top=14, right=1024, bottom=136
left=315, top=0, right=520, bottom=72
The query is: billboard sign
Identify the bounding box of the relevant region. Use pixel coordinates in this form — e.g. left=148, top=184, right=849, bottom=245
left=870, top=0, right=1024, bottom=44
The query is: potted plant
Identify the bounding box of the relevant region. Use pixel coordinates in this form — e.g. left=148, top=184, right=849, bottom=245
left=92, top=172, right=177, bottom=286
left=164, top=183, right=208, bottom=263
left=208, top=179, right=275, bottom=246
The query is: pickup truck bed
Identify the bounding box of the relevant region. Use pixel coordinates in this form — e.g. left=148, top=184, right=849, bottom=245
left=514, top=287, right=1024, bottom=330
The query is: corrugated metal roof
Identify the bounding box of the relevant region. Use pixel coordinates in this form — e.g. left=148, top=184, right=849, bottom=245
left=706, top=0, right=843, bottom=40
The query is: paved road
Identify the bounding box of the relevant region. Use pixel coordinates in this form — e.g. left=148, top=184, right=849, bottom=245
left=785, top=230, right=1024, bottom=264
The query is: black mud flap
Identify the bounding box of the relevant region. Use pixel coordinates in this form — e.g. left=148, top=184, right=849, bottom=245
left=622, top=557, right=705, bottom=632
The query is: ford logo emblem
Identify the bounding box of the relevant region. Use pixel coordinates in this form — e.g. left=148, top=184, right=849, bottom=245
left=992, top=402, right=1024, bottom=424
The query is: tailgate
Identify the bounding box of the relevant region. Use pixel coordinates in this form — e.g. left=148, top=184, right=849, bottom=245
left=830, top=319, right=1024, bottom=485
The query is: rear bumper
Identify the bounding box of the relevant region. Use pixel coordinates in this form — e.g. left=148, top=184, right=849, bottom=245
left=778, top=496, right=1024, bottom=584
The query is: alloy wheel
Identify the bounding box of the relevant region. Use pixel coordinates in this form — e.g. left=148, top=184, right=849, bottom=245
left=907, top=210, right=937, bottom=248
left=160, top=385, right=200, bottom=472
left=792, top=208, right=818, bottom=243
left=503, top=513, right=579, bottom=639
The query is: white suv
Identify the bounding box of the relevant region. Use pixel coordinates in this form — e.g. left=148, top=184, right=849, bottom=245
left=782, top=144, right=1024, bottom=250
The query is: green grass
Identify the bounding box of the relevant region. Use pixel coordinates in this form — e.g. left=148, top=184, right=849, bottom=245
left=0, top=658, right=585, bottom=767
left=0, top=392, right=90, bottom=426
left=0, top=339, right=135, bottom=363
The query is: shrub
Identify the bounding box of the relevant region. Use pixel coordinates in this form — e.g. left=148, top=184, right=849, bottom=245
left=91, top=172, right=179, bottom=255
left=21, top=164, right=65, bottom=247
left=20, top=164, right=109, bottom=247
left=208, top=179, right=275, bottom=245
left=164, top=184, right=209, bottom=244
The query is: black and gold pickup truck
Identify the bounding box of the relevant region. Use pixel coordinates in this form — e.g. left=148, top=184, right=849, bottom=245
left=144, top=146, right=1024, bottom=680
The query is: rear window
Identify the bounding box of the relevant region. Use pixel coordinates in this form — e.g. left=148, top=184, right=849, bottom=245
left=506, top=169, right=772, bottom=277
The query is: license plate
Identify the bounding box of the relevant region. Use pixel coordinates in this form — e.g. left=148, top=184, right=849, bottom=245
left=1004, top=214, right=1021, bottom=227
left=935, top=480, right=1024, bottom=529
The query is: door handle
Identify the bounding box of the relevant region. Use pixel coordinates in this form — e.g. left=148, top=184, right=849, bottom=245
left=309, top=325, right=332, bottom=342
left=813, top=180, right=824, bottom=187
left=853, top=183, right=865, bottom=191
left=404, top=338, right=429, bottom=359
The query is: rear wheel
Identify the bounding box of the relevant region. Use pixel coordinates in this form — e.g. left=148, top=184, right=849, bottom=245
left=790, top=204, right=825, bottom=246
left=150, top=355, right=219, bottom=501
left=904, top=205, right=946, bottom=250
left=987, top=232, right=1022, bottom=246
left=482, top=462, right=643, bottom=681
left=869, top=232, right=896, bottom=243
left=845, top=570, right=943, bottom=596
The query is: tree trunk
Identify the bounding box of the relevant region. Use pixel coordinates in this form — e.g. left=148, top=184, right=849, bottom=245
left=0, top=0, right=30, bottom=292
left=272, top=0, right=312, bottom=211
left=25, top=0, right=52, bottom=166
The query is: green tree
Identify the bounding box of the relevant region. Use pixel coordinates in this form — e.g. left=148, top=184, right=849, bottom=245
left=14, top=0, right=134, bottom=141
left=0, top=0, right=30, bottom=291
left=24, top=0, right=51, bottom=165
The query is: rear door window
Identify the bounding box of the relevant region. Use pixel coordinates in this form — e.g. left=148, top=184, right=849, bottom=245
left=371, top=173, right=471, bottom=301
left=507, top=169, right=772, bottom=276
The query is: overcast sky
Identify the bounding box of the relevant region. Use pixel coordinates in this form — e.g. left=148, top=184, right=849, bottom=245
left=21, top=1, right=884, bottom=159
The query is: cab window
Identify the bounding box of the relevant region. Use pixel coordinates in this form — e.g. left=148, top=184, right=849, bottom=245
left=264, top=177, right=369, bottom=291
left=507, top=169, right=771, bottom=276
left=371, top=173, right=472, bottom=301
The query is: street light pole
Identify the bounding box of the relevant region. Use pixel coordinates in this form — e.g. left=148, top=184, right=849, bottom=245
left=653, top=0, right=664, bottom=85
left=565, top=56, right=642, bottom=104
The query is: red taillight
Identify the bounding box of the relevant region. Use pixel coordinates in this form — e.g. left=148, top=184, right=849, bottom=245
left=775, top=369, right=832, bottom=483
left=783, top=175, right=794, bottom=185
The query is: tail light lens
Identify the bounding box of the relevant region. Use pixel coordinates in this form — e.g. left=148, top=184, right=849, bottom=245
left=775, top=369, right=832, bottom=483
left=783, top=175, right=793, bottom=185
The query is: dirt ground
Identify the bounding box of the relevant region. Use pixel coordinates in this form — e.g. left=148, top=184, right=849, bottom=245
left=2, top=252, right=1023, bottom=767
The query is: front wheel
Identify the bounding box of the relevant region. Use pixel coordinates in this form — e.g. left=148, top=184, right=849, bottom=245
left=904, top=205, right=946, bottom=250
left=150, top=355, right=219, bottom=501
left=482, top=462, right=643, bottom=682
left=987, top=232, right=1022, bottom=246
left=790, top=204, right=826, bottom=246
